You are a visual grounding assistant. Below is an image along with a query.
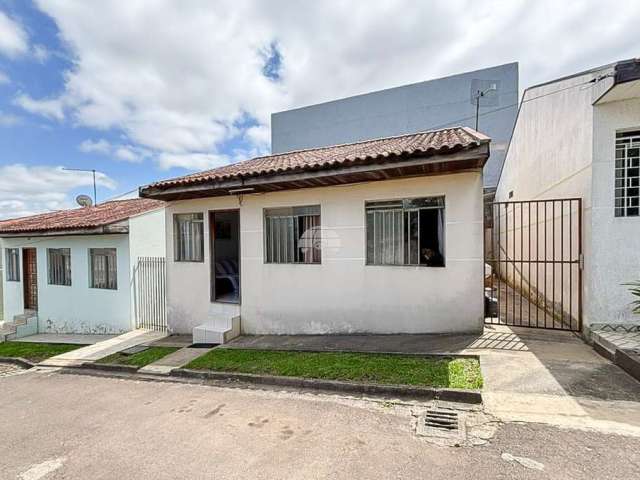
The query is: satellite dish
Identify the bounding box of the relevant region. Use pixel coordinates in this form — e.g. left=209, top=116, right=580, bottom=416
left=76, top=194, right=93, bottom=207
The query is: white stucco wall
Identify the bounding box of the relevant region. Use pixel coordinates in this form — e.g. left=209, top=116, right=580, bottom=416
left=164, top=172, right=485, bottom=335
left=591, top=97, right=640, bottom=325
left=1, top=235, right=131, bottom=334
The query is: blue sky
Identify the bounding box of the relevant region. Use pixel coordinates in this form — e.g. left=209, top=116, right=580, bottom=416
left=1, top=0, right=639, bottom=219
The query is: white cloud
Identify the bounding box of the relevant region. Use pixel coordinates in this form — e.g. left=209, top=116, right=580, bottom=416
left=0, top=164, right=116, bottom=219
left=114, top=146, right=141, bottom=163
left=32, top=44, right=49, bottom=62
left=0, top=11, right=29, bottom=58
left=78, top=138, right=145, bottom=163
left=14, top=93, right=66, bottom=120
left=13, top=0, right=640, bottom=174
left=0, top=70, right=9, bottom=85
left=79, top=138, right=111, bottom=154
left=157, top=152, right=231, bottom=171
left=0, top=111, right=22, bottom=127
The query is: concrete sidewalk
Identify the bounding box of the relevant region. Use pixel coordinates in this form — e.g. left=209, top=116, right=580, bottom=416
left=39, top=329, right=167, bottom=367
left=12, top=333, right=117, bottom=345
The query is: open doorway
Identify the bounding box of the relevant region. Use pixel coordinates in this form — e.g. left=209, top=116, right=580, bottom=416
left=210, top=210, right=240, bottom=304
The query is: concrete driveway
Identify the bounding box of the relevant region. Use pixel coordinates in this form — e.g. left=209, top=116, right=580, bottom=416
left=2, top=368, right=640, bottom=480
left=470, top=325, right=640, bottom=435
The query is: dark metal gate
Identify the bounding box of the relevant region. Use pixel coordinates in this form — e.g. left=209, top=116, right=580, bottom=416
left=484, top=198, right=582, bottom=331
left=134, top=256, right=167, bottom=331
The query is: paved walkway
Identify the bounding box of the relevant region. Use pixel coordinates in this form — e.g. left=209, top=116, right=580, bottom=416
left=12, top=333, right=117, bottom=345
left=139, top=346, right=213, bottom=375
left=39, top=329, right=167, bottom=367
left=225, top=332, right=478, bottom=354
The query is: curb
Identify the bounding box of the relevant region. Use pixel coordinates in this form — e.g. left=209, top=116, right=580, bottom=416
left=0, top=356, right=36, bottom=369
left=616, top=349, right=640, bottom=383
left=170, top=368, right=483, bottom=404
left=77, top=362, right=139, bottom=374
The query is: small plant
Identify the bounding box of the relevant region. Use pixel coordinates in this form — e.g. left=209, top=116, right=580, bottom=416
left=623, top=281, right=640, bottom=314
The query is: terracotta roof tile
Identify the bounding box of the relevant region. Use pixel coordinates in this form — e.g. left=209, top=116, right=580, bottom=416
left=145, top=126, right=490, bottom=191
left=0, top=198, right=164, bottom=235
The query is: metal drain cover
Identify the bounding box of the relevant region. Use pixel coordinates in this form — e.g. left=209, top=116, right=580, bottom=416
left=416, top=407, right=466, bottom=441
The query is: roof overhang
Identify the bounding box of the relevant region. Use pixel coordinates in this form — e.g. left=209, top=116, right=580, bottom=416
left=0, top=221, right=129, bottom=238
left=140, top=144, right=490, bottom=201
left=594, top=59, right=640, bottom=105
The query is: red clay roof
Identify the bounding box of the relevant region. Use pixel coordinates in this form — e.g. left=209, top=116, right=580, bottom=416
left=0, top=198, right=164, bottom=235
left=144, top=127, right=490, bottom=191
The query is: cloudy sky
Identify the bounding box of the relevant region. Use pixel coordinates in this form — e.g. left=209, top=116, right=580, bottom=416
left=0, top=0, right=638, bottom=219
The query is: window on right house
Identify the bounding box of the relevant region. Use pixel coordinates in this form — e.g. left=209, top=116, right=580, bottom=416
left=615, top=130, right=640, bottom=217
left=366, top=196, right=445, bottom=267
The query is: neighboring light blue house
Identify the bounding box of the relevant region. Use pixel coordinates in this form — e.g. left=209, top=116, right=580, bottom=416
left=271, top=63, right=518, bottom=188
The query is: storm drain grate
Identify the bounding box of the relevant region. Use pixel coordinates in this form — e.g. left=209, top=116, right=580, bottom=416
left=424, top=408, right=459, bottom=431
left=416, top=407, right=466, bottom=442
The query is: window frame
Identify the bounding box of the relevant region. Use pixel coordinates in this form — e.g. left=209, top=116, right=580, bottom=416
left=364, top=195, right=446, bottom=268
left=88, top=248, right=118, bottom=290
left=263, top=205, right=321, bottom=265
left=47, top=248, right=72, bottom=286
left=615, top=129, right=640, bottom=218
left=173, top=212, right=205, bottom=263
left=5, top=248, right=20, bottom=282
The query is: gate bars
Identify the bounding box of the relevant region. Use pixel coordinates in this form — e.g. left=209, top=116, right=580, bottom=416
left=135, top=256, right=167, bottom=331
left=484, top=198, right=582, bottom=331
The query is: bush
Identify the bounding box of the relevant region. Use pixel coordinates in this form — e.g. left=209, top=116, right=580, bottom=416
left=624, top=281, right=640, bottom=314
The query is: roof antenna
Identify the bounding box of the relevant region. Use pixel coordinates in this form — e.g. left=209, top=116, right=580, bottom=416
left=63, top=167, right=98, bottom=205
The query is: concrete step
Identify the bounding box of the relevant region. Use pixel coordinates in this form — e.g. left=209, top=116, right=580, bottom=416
left=193, top=316, right=240, bottom=345
left=591, top=331, right=617, bottom=362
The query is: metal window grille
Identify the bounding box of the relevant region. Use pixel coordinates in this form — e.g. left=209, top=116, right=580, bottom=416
left=615, top=130, right=640, bottom=217
left=89, top=248, right=117, bottom=290
left=174, top=213, right=204, bottom=262
left=264, top=205, right=321, bottom=264
left=5, top=248, right=20, bottom=281
left=366, top=196, right=445, bottom=266
left=47, top=248, right=71, bottom=286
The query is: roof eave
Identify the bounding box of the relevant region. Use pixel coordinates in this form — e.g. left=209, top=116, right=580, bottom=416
left=140, top=143, right=489, bottom=201
left=0, top=220, right=130, bottom=238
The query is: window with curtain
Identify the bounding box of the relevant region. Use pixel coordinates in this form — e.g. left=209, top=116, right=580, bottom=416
left=264, top=205, right=321, bottom=264
left=615, top=130, right=640, bottom=217
left=5, top=248, right=20, bottom=281
left=89, top=248, right=117, bottom=290
left=47, top=248, right=71, bottom=286
left=366, top=196, right=445, bottom=267
left=174, top=213, right=204, bottom=262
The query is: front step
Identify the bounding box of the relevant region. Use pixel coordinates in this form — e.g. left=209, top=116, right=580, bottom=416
left=0, top=311, right=38, bottom=343
left=193, top=315, right=240, bottom=345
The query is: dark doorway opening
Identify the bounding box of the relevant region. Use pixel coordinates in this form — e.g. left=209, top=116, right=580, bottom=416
left=22, top=248, right=38, bottom=311
left=210, top=210, right=240, bottom=304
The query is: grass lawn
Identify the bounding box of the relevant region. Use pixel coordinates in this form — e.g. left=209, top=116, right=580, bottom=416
left=96, top=346, right=179, bottom=368
left=185, top=349, right=483, bottom=390
left=0, top=342, right=84, bottom=362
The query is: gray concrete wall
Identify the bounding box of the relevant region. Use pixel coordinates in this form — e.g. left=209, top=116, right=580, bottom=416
left=271, top=63, right=518, bottom=187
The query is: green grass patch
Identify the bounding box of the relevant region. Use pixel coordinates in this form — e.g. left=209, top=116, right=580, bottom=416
left=96, top=346, right=179, bottom=367
left=185, top=349, right=483, bottom=390
left=0, top=341, right=84, bottom=362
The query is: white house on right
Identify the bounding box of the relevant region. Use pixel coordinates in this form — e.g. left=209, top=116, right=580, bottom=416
left=495, top=58, right=640, bottom=335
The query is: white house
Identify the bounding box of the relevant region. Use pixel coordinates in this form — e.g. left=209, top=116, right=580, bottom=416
left=140, top=127, right=490, bottom=342
left=495, top=58, right=640, bottom=335
left=0, top=198, right=165, bottom=339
